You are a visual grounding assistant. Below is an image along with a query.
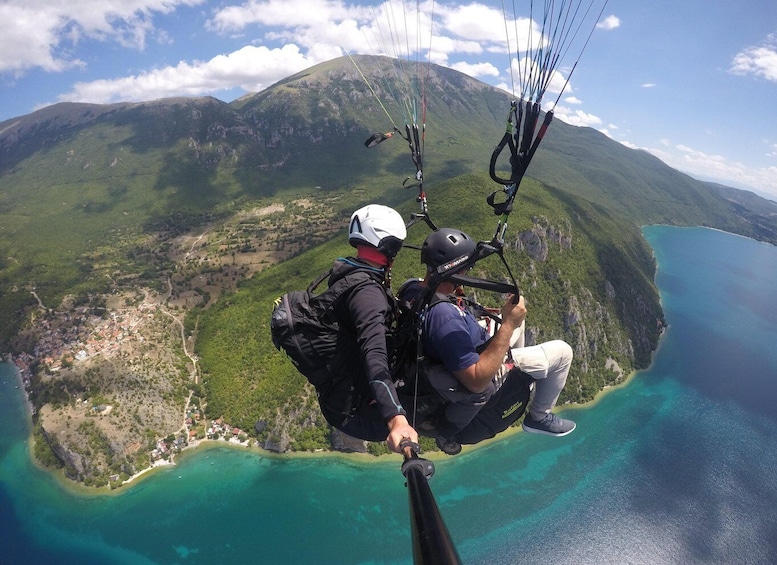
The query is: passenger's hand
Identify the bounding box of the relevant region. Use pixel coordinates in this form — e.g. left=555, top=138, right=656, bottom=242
left=501, top=294, right=527, bottom=329
left=386, top=414, right=418, bottom=455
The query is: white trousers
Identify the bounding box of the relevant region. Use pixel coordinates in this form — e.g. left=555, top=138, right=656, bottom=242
left=494, top=322, right=573, bottom=420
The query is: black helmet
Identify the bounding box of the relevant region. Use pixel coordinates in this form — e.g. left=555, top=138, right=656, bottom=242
left=420, top=228, right=476, bottom=270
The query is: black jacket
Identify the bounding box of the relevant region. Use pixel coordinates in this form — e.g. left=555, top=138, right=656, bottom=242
left=324, top=258, right=406, bottom=424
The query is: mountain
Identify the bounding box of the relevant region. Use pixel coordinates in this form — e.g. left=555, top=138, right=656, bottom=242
left=2, top=57, right=774, bottom=349
left=2, top=55, right=777, bottom=481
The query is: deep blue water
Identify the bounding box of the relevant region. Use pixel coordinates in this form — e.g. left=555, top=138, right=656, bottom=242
left=1, top=225, right=776, bottom=564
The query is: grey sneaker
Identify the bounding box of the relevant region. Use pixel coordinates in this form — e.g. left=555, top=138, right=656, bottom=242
left=435, top=436, right=462, bottom=456
left=522, top=413, right=576, bottom=436
left=417, top=419, right=462, bottom=455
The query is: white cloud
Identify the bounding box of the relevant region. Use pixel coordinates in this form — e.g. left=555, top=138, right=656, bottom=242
left=596, top=15, right=620, bottom=31
left=564, top=96, right=583, bottom=105
left=0, top=3, right=80, bottom=73
left=439, top=3, right=515, bottom=46
left=554, top=105, right=603, bottom=128
left=730, top=34, right=777, bottom=82
left=627, top=139, right=777, bottom=200
left=3, top=0, right=605, bottom=111
left=207, top=0, right=505, bottom=65
left=56, top=44, right=311, bottom=104
left=0, top=0, right=204, bottom=74
left=208, top=0, right=444, bottom=62
left=449, top=61, right=499, bottom=79
left=642, top=83, right=656, bottom=88
left=44, top=1, right=514, bottom=108
left=208, top=0, right=364, bottom=33
left=203, top=0, right=569, bottom=96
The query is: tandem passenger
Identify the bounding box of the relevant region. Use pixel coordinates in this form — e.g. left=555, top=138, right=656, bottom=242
left=401, top=228, right=576, bottom=455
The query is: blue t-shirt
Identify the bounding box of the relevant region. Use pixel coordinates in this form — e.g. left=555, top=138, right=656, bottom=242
left=422, top=299, right=486, bottom=373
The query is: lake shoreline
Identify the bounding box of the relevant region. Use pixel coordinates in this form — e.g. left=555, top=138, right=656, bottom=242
left=5, top=355, right=647, bottom=497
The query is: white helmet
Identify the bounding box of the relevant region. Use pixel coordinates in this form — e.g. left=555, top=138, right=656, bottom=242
left=348, top=204, right=407, bottom=259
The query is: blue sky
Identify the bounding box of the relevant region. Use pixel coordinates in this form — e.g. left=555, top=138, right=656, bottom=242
left=2, top=0, right=776, bottom=200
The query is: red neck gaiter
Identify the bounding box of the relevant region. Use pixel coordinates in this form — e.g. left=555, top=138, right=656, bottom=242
left=356, top=245, right=390, bottom=267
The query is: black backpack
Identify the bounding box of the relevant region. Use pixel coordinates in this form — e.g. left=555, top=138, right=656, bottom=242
left=270, top=267, right=379, bottom=388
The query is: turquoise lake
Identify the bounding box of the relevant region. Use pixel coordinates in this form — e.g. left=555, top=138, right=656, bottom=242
left=1, top=225, right=776, bottom=564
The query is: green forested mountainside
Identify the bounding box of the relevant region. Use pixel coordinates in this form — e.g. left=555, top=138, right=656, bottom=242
left=530, top=121, right=777, bottom=241
left=2, top=56, right=776, bottom=352
left=195, top=174, right=663, bottom=451
left=0, top=57, right=508, bottom=348
left=1, top=55, right=776, bottom=461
